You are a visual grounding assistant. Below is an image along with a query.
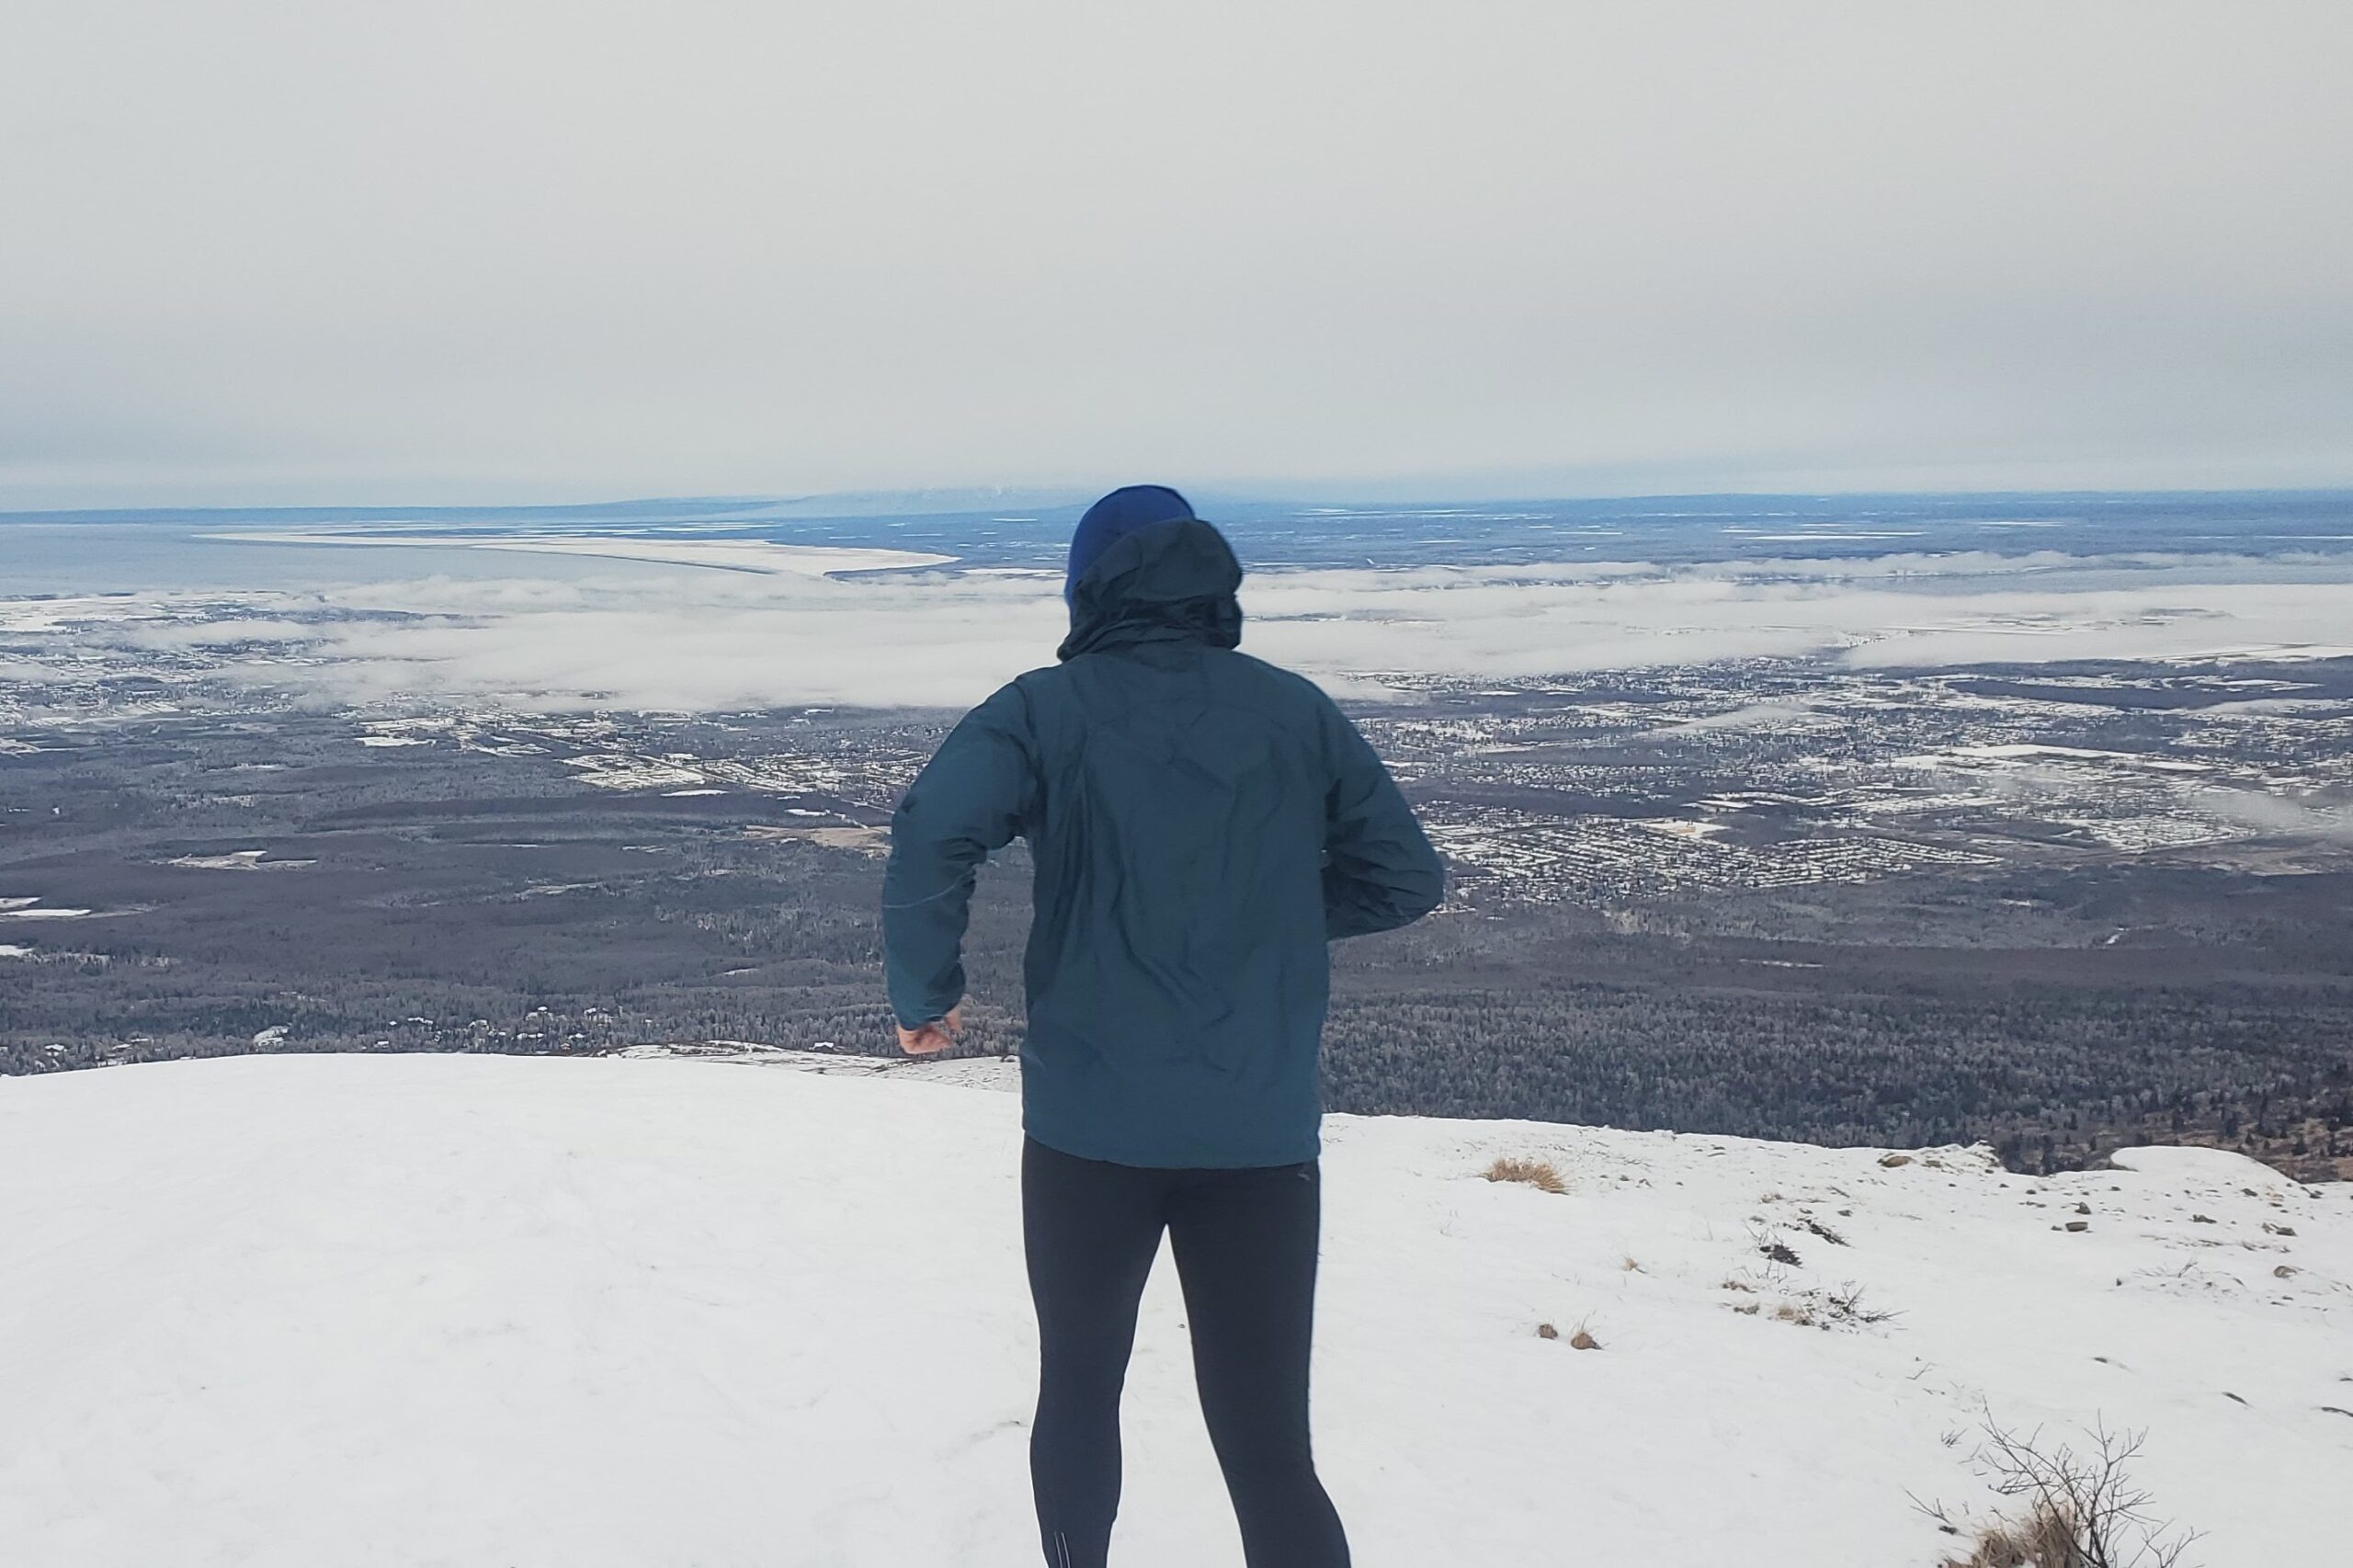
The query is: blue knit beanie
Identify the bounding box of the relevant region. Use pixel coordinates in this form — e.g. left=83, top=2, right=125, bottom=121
left=1065, top=484, right=1196, bottom=605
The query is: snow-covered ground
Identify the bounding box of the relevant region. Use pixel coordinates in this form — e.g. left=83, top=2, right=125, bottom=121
left=1, top=1054, right=2347, bottom=1567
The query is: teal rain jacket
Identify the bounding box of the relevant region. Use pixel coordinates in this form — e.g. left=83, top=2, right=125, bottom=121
left=881, top=517, right=1444, bottom=1167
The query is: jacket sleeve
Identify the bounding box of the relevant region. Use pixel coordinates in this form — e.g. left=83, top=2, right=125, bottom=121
left=881, top=682, right=1040, bottom=1028
left=1319, top=699, right=1445, bottom=939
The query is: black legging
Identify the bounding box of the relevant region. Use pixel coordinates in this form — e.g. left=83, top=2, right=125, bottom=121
left=1021, top=1137, right=1351, bottom=1568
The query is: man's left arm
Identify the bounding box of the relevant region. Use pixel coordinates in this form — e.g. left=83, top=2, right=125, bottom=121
left=881, top=681, right=1039, bottom=1047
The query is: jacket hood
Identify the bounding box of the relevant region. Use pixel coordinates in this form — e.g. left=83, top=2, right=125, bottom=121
left=1057, top=516, right=1244, bottom=662
left=1064, top=484, right=1196, bottom=606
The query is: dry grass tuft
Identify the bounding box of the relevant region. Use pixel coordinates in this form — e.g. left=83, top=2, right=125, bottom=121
left=1568, top=1324, right=1601, bottom=1350
left=1484, top=1156, right=1566, bottom=1194
left=1946, top=1500, right=2083, bottom=1567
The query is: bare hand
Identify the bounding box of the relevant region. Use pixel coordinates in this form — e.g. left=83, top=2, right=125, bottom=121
left=896, top=1005, right=963, bottom=1056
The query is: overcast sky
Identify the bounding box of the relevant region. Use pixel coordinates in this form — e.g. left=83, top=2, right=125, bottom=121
left=5, top=1, right=2349, bottom=508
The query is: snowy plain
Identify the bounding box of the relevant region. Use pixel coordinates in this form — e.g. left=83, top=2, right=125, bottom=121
left=1, top=1053, right=2347, bottom=1567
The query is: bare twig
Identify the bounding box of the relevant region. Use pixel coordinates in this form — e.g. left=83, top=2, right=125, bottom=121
left=1918, top=1418, right=2202, bottom=1568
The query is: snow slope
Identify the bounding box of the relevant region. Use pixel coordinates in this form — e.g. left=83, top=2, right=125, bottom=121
left=1, top=1054, right=2347, bottom=1567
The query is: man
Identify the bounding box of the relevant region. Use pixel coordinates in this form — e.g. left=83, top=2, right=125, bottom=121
left=881, top=483, right=1444, bottom=1568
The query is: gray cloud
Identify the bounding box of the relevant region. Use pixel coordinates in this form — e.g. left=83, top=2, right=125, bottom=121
left=2, top=3, right=2349, bottom=506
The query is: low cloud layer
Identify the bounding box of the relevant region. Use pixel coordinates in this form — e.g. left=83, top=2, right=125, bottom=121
left=12, top=551, right=2351, bottom=713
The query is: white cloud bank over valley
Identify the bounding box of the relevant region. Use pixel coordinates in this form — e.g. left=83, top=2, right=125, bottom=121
left=10, top=549, right=2351, bottom=713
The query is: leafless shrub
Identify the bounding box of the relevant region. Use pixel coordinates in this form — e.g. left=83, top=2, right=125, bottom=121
left=1918, top=1421, right=2201, bottom=1568
left=1750, top=1221, right=1802, bottom=1267
left=1821, top=1283, right=1896, bottom=1325
left=1722, top=1260, right=1894, bottom=1331
left=1767, top=1284, right=1893, bottom=1330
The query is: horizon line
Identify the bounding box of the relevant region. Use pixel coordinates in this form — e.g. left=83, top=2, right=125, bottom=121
left=7, top=481, right=2353, bottom=526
